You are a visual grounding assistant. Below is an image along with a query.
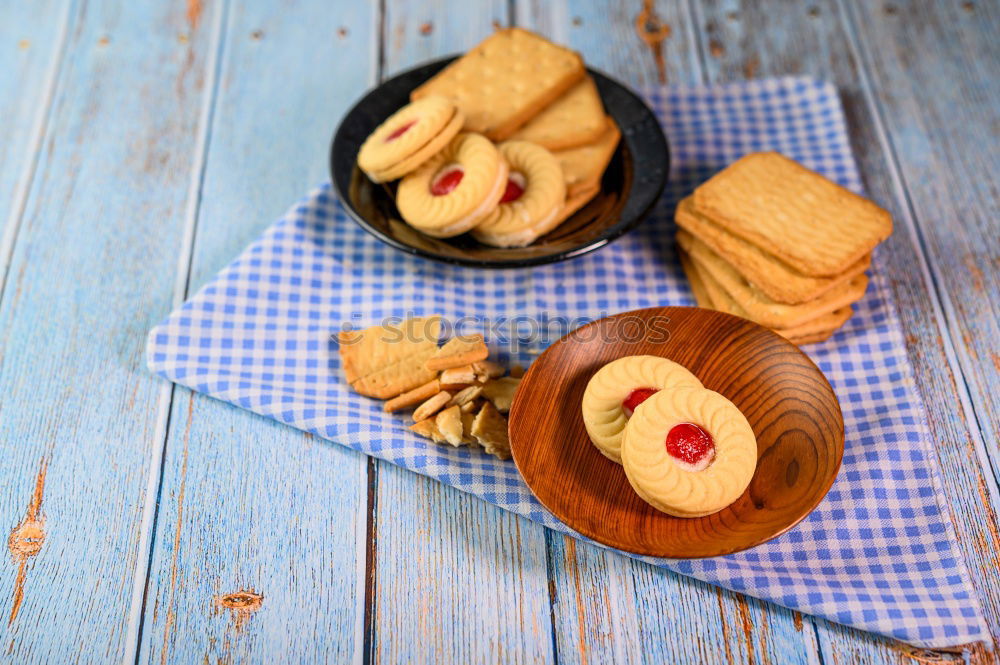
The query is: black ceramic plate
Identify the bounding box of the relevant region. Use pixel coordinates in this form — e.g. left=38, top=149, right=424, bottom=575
left=330, top=56, right=669, bottom=268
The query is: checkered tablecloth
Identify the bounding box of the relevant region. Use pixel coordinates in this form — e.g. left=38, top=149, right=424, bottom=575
left=147, top=77, right=990, bottom=648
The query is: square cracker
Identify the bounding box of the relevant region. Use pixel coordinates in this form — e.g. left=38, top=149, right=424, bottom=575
left=508, top=76, right=607, bottom=150
left=553, top=118, right=620, bottom=197
left=675, top=196, right=869, bottom=305
left=338, top=316, right=441, bottom=399
left=692, top=152, right=892, bottom=277
left=411, top=28, right=585, bottom=141
left=677, top=230, right=869, bottom=329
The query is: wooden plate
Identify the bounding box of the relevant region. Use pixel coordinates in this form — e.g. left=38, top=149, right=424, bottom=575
left=508, top=307, right=844, bottom=558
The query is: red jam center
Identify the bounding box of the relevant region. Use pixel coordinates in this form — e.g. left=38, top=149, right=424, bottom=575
left=500, top=172, right=526, bottom=203
left=384, top=120, right=416, bottom=143
left=622, top=387, right=658, bottom=418
left=430, top=168, right=464, bottom=196
left=665, top=423, right=715, bottom=466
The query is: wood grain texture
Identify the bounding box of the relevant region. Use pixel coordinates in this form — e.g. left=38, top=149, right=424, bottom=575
left=369, top=4, right=558, bottom=664
left=0, top=0, right=72, bottom=283
left=0, top=0, right=219, bottom=661
left=136, top=2, right=378, bottom=664
left=0, top=0, right=995, bottom=662
left=511, top=307, right=843, bottom=558
left=516, top=0, right=702, bottom=87
left=545, top=533, right=818, bottom=665
left=692, top=0, right=1000, bottom=659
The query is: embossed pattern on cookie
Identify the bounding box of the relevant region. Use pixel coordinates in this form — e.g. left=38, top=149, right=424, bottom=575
left=581, top=355, right=703, bottom=463
left=472, top=141, right=566, bottom=248
left=621, top=387, right=757, bottom=518
left=358, top=96, right=459, bottom=181
left=396, top=133, right=508, bottom=237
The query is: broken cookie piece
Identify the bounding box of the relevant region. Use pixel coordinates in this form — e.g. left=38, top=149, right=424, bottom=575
left=448, top=385, right=484, bottom=408
left=384, top=378, right=441, bottom=413
left=413, top=390, right=452, bottom=422
left=482, top=376, right=521, bottom=413
left=426, top=334, right=489, bottom=371
left=471, top=359, right=505, bottom=382
left=471, top=402, right=511, bottom=460
left=435, top=405, right=465, bottom=446
left=439, top=364, right=477, bottom=389
left=410, top=418, right=447, bottom=444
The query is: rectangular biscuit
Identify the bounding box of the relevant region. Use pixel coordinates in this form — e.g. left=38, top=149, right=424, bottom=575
left=553, top=117, right=620, bottom=197
left=410, top=28, right=585, bottom=140
left=675, top=196, right=869, bottom=304
left=508, top=76, right=607, bottom=150
left=692, top=152, right=892, bottom=276
left=677, top=229, right=869, bottom=329
left=338, top=316, right=442, bottom=399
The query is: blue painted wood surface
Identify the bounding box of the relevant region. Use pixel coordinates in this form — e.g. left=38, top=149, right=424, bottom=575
left=0, top=1, right=997, bottom=663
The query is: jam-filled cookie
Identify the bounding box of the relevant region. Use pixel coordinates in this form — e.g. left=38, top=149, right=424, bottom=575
left=471, top=141, right=566, bottom=248
left=621, top=387, right=757, bottom=518
left=396, top=133, right=509, bottom=238
left=581, top=355, right=703, bottom=463
left=358, top=96, right=464, bottom=183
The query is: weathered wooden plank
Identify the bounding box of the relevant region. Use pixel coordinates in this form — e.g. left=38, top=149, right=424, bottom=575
left=381, top=0, right=510, bottom=78
left=369, top=3, right=556, bottom=663
left=516, top=0, right=701, bottom=86
left=136, top=2, right=378, bottom=664
left=514, top=2, right=819, bottom=663
left=0, top=0, right=220, bottom=662
left=0, top=0, right=72, bottom=283
left=839, top=0, right=1000, bottom=653
left=692, top=0, right=1000, bottom=659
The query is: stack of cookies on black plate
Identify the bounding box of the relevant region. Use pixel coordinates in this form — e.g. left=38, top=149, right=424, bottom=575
left=677, top=152, right=893, bottom=345
left=356, top=28, right=620, bottom=248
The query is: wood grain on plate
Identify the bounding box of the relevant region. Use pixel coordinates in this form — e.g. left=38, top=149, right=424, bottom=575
left=509, top=307, right=843, bottom=558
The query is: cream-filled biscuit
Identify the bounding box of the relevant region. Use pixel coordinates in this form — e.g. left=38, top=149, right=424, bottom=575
left=581, top=355, right=703, bottom=463
left=621, top=387, right=757, bottom=517
left=396, top=133, right=509, bottom=238
left=358, top=96, right=462, bottom=182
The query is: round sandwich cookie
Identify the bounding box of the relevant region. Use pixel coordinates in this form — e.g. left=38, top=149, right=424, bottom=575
left=581, top=355, right=703, bottom=463
left=396, top=133, right=509, bottom=238
left=357, top=96, right=463, bottom=183
left=471, top=141, right=567, bottom=248
left=621, top=387, right=757, bottom=518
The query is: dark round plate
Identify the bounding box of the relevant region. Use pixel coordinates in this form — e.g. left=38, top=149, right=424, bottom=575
left=330, top=56, right=669, bottom=268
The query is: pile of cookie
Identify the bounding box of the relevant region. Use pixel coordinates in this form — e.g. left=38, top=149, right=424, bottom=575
left=356, top=28, right=619, bottom=248
left=582, top=355, right=757, bottom=518
left=676, top=152, right=893, bottom=345
left=338, top=316, right=521, bottom=460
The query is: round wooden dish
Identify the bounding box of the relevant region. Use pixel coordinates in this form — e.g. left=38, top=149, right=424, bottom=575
left=508, top=307, right=844, bottom=558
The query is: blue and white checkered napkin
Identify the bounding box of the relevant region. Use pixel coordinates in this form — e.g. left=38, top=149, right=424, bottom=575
left=147, top=77, right=989, bottom=648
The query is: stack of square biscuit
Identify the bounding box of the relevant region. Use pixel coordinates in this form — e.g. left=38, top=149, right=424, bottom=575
left=676, top=152, right=893, bottom=345
left=410, top=28, right=621, bottom=229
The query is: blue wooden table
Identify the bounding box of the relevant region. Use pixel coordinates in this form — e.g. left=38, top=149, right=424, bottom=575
left=2, top=1, right=998, bottom=662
